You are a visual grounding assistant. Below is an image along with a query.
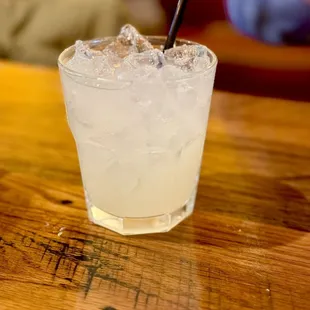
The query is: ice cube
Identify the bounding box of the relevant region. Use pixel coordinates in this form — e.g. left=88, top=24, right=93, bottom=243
left=104, top=24, right=153, bottom=59
left=116, top=65, right=159, bottom=81
left=74, top=40, right=103, bottom=59
left=159, top=65, right=189, bottom=80
left=66, top=41, right=95, bottom=74
left=164, top=44, right=210, bottom=71
left=67, top=40, right=115, bottom=77
left=124, top=49, right=165, bottom=68
left=119, top=24, right=153, bottom=53
left=103, top=39, right=136, bottom=59
left=115, top=49, right=163, bottom=81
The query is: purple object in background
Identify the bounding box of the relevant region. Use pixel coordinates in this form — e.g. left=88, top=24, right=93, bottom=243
left=226, top=0, right=310, bottom=44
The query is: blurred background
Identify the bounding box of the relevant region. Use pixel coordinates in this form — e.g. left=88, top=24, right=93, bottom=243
left=1, top=0, right=309, bottom=101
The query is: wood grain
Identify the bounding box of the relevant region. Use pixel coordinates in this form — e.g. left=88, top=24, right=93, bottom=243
left=0, top=61, right=310, bottom=310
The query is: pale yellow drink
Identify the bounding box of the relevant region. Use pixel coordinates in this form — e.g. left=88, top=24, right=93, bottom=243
left=58, top=30, right=217, bottom=235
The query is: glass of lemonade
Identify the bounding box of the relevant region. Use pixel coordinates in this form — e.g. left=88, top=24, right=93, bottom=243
left=58, top=26, right=217, bottom=235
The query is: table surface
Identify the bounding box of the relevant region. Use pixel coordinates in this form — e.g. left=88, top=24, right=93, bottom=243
left=0, top=62, right=310, bottom=310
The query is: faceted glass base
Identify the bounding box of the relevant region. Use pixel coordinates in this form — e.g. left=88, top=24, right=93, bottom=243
left=86, top=196, right=196, bottom=235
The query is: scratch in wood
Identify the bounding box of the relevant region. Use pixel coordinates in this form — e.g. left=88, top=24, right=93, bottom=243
left=0, top=231, right=161, bottom=306
left=81, top=266, right=86, bottom=283
left=47, top=256, right=53, bottom=268
left=0, top=237, right=13, bottom=248
left=41, top=239, right=50, bottom=262
left=27, top=236, right=35, bottom=248
left=70, top=237, right=94, bottom=245
left=38, top=239, right=121, bottom=273
left=187, top=261, right=192, bottom=309
left=92, top=242, right=129, bottom=261
left=84, top=264, right=101, bottom=297
left=68, top=259, right=73, bottom=275
left=74, top=254, right=91, bottom=262
left=98, top=238, right=104, bottom=265
left=134, top=278, right=142, bottom=309
left=21, top=235, right=26, bottom=244
left=16, top=232, right=36, bottom=248
left=156, top=260, right=164, bottom=306
left=72, top=262, right=79, bottom=279
left=53, top=243, right=69, bottom=278
left=95, top=273, right=159, bottom=306
left=134, top=291, right=140, bottom=309
left=177, top=260, right=183, bottom=308
left=65, top=229, right=147, bottom=252
left=108, top=268, right=113, bottom=292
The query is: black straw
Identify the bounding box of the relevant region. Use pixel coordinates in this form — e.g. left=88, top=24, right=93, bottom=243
left=163, top=0, right=189, bottom=51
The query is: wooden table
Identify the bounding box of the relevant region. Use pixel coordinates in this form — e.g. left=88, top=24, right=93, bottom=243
left=0, top=62, right=310, bottom=310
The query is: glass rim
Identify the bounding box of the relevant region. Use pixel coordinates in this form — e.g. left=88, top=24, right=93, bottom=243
left=58, top=35, right=218, bottom=83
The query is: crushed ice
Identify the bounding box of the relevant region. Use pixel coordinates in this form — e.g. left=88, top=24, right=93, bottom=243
left=66, top=24, right=211, bottom=80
